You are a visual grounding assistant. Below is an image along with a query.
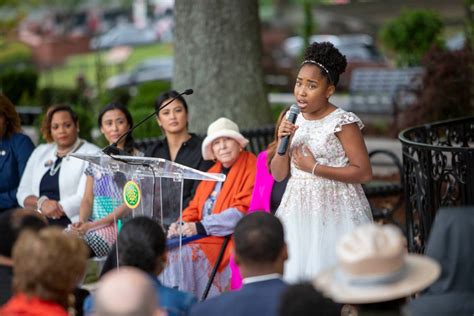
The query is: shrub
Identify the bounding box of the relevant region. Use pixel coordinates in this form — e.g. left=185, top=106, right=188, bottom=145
left=397, top=45, right=473, bottom=131
left=126, top=81, right=171, bottom=139
left=380, top=9, right=444, bottom=66
left=36, top=86, right=95, bottom=142
left=128, top=80, right=171, bottom=109
left=0, top=41, right=32, bottom=68
left=0, top=68, right=38, bottom=104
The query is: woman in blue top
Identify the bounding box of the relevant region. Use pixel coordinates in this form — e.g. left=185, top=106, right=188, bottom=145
left=0, top=95, right=35, bottom=213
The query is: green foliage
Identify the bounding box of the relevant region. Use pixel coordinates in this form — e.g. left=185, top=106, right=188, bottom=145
left=0, top=68, right=38, bottom=104
left=37, top=86, right=81, bottom=109
left=129, top=107, right=161, bottom=140
left=399, top=45, right=473, bottom=130
left=0, top=40, right=32, bottom=67
left=302, top=0, right=316, bottom=51
left=379, top=9, right=444, bottom=66
left=100, top=87, right=132, bottom=108
left=128, top=81, right=171, bottom=109
left=73, top=104, right=95, bottom=142
left=36, top=86, right=95, bottom=141
left=126, top=81, right=170, bottom=139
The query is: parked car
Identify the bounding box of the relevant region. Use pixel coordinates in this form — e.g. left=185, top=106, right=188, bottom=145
left=282, top=33, right=389, bottom=90
left=90, top=23, right=158, bottom=50
left=105, top=57, right=173, bottom=90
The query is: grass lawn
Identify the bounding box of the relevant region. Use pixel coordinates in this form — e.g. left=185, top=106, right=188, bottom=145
left=38, top=42, right=173, bottom=88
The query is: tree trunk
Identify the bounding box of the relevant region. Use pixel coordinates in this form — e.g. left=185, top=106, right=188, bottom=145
left=173, top=0, right=272, bottom=133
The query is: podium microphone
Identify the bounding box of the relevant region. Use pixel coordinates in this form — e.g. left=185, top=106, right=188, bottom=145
left=277, top=104, right=300, bottom=156
left=103, top=88, right=194, bottom=155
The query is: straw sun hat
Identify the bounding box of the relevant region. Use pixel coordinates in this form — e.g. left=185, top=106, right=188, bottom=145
left=314, top=223, right=440, bottom=304
left=202, top=117, right=249, bottom=160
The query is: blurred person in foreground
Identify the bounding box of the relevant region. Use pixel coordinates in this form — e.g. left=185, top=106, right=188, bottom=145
left=0, top=227, right=89, bottom=316
left=189, top=212, right=288, bottom=316
left=279, top=282, right=339, bottom=316
left=314, top=223, right=440, bottom=316
left=164, top=117, right=256, bottom=298
left=84, top=216, right=196, bottom=316
left=17, top=105, right=99, bottom=227
left=404, top=207, right=474, bottom=316
left=0, top=94, right=35, bottom=213
left=0, top=208, right=47, bottom=305
left=95, top=267, right=165, bottom=316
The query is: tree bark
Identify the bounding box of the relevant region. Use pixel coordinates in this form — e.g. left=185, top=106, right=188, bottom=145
left=173, top=0, right=272, bottom=133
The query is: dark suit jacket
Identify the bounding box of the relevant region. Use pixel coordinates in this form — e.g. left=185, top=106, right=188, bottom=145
left=189, top=278, right=287, bottom=316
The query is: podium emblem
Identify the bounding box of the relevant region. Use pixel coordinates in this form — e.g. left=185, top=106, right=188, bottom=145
left=123, top=180, right=141, bottom=209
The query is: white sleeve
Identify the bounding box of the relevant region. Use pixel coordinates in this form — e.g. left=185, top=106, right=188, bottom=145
left=16, top=147, right=41, bottom=207
left=58, top=170, right=87, bottom=222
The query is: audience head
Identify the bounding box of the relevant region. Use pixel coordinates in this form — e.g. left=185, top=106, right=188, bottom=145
left=314, top=223, right=440, bottom=306
left=95, top=267, right=163, bottom=316
left=155, top=90, right=189, bottom=136
left=233, top=212, right=287, bottom=276
left=0, top=94, right=21, bottom=139
left=98, top=103, right=135, bottom=154
left=0, top=208, right=47, bottom=259
left=202, top=117, right=249, bottom=167
left=12, top=227, right=89, bottom=308
left=117, top=216, right=167, bottom=275
left=279, top=282, right=340, bottom=316
left=40, top=105, right=79, bottom=147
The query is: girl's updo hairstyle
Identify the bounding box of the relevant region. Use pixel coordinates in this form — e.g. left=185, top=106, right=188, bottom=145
left=302, top=41, right=348, bottom=87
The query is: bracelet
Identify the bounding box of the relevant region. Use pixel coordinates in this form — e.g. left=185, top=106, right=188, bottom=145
left=36, top=196, right=49, bottom=213
left=312, top=162, right=319, bottom=176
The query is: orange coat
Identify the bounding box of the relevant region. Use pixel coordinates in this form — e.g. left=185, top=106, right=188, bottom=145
left=182, top=150, right=257, bottom=271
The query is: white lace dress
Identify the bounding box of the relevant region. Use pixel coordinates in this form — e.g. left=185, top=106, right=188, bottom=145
left=276, top=108, right=373, bottom=283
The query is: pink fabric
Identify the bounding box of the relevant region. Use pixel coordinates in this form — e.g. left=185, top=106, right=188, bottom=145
left=230, top=150, right=275, bottom=290
left=248, top=150, right=275, bottom=213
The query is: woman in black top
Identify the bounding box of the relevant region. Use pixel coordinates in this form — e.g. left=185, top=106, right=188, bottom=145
left=146, top=90, right=212, bottom=228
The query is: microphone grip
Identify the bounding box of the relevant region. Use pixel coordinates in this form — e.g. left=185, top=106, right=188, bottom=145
left=277, top=135, right=290, bottom=156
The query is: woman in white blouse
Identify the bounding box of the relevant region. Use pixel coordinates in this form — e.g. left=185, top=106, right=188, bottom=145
left=17, top=105, right=99, bottom=226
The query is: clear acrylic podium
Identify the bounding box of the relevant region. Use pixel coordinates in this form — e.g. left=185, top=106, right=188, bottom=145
left=71, top=153, right=225, bottom=283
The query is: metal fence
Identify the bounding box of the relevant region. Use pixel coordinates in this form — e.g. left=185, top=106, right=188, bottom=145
left=399, top=116, right=474, bottom=253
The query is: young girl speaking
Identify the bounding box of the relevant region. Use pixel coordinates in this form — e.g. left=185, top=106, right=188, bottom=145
left=271, top=41, right=373, bottom=282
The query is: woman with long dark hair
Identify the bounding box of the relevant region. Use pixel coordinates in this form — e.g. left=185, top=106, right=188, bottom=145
left=70, top=103, right=141, bottom=257
left=146, top=90, right=213, bottom=228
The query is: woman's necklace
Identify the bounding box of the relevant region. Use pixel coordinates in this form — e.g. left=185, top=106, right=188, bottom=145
left=50, top=139, right=81, bottom=176
left=49, top=157, right=63, bottom=176
left=56, top=139, right=81, bottom=157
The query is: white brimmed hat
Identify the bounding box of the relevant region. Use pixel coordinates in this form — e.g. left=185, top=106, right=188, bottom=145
left=313, top=224, right=440, bottom=304
left=202, top=117, right=249, bottom=160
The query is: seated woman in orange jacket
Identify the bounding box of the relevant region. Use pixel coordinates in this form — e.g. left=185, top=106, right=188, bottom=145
left=163, top=117, right=256, bottom=299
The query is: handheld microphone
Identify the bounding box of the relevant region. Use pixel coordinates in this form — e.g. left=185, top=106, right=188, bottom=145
left=103, top=88, right=194, bottom=155
left=277, top=104, right=300, bottom=156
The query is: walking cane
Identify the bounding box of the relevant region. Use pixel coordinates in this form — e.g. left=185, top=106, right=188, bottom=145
left=200, top=235, right=231, bottom=301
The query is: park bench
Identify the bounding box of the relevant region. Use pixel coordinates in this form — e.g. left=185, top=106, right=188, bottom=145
left=135, top=125, right=403, bottom=227
left=347, top=67, right=424, bottom=117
